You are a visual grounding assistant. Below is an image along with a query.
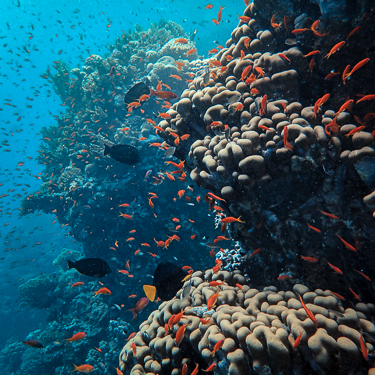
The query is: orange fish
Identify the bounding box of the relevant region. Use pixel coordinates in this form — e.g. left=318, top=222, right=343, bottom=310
left=202, top=364, right=217, bottom=372
left=345, top=58, right=370, bottom=80
left=208, top=192, right=225, bottom=202
left=72, top=364, right=94, bottom=373
left=298, top=294, right=318, bottom=325
left=132, top=342, right=137, bottom=355
left=354, top=269, right=371, bottom=282
left=360, top=333, right=368, bottom=361
left=319, top=209, right=339, bottom=219
left=301, top=256, right=318, bottom=263
left=175, top=38, right=188, bottom=44
left=93, top=287, right=111, bottom=298
left=205, top=4, right=213, bottom=8
left=187, top=48, right=197, bottom=56
left=217, top=5, right=224, bottom=22
left=207, top=289, right=220, bottom=310
left=283, top=126, right=293, bottom=151
left=306, top=222, right=321, bottom=233
left=336, top=234, right=357, bottom=252
left=293, top=332, right=303, bottom=348
left=66, top=332, right=86, bottom=343
left=175, top=324, right=187, bottom=346
left=220, top=216, right=245, bottom=224
left=349, top=287, right=361, bottom=301
left=212, top=338, right=224, bottom=357
left=70, top=282, right=84, bottom=288
left=325, top=41, right=345, bottom=58
left=327, top=262, right=343, bottom=275
left=170, top=74, right=182, bottom=80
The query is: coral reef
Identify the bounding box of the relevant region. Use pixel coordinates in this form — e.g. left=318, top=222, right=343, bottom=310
left=155, top=1, right=375, bottom=293
left=120, top=270, right=375, bottom=374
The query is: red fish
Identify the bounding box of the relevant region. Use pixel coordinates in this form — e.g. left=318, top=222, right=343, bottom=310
left=93, top=287, right=111, bottom=298
left=360, top=333, right=368, bottom=361
left=220, top=216, right=245, bottom=224
left=293, top=332, right=303, bottom=348
left=212, top=338, right=224, bottom=357
left=306, top=222, right=321, bottom=233
left=283, top=126, right=293, bottom=151
left=150, top=89, right=178, bottom=100
left=327, top=262, right=343, bottom=275
left=298, top=294, right=318, bottom=325
left=217, top=5, right=224, bottom=22
left=336, top=234, right=357, bottom=252
left=175, top=324, right=187, bottom=346
left=325, top=41, right=345, bottom=58
left=72, top=364, right=94, bottom=373
left=301, top=256, right=318, bottom=263
left=66, top=332, right=86, bottom=343
left=128, top=297, right=149, bottom=320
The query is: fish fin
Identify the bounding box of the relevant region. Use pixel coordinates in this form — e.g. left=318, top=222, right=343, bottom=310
left=104, top=144, right=111, bottom=156
left=67, top=260, right=75, bottom=269
left=128, top=308, right=137, bottom=320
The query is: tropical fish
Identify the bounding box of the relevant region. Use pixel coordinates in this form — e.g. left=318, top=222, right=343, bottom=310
left=67, top=258, right=111, bottom=278
left=71, top=364, right=95, bottom=373
left=93, top=287, right=111, bottom=298
left=153, top=262, right=185, bottom=301
left=104, top=144, right=140, bottom=165
left=143, top=285, right=156, bottom=302
left=128, top=297, right=149, bottom=320
left=22, top=340, right=44, bottom=348
left=65, top=332, right=86, bottom=343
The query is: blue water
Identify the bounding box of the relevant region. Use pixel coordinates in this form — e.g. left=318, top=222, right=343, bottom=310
left=0, top=0, right=245, bottom=366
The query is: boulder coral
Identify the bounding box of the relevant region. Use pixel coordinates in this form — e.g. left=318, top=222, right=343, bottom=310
left=120, top=270, right=375, bottom=374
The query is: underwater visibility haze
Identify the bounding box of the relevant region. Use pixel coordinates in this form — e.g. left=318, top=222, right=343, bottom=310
left=1, top=0, right=375, bottom=374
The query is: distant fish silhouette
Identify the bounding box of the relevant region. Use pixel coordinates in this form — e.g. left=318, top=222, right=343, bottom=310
left=104, top=144, right=140, bottom=165
left=67, top=258, right=111, bottom=278
left=124, top=82, right=150, bottom=105
left=153, top=262, right=185, bottom=301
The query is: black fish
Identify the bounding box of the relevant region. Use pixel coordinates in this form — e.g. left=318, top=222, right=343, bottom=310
left=67, top=258, right=111, bottom=278
left=153, top=262, right=185, bottom=301
left=104, top=144, right=140, bottom=165
left=124, top=81, right=150, bottom=105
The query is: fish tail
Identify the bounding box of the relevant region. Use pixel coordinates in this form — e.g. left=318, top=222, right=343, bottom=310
left=128, top=308, right=137, bottom=320
left=104, top=144, right=111, bottom=156
left=149, top=88, right=156, bottom=96
left=71, top=364, right=78, bottom=372
left=67, top=260, right=75, bottom=269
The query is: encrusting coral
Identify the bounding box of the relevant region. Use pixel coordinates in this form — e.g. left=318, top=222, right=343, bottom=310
left=120, top=270, right=375, bottom=374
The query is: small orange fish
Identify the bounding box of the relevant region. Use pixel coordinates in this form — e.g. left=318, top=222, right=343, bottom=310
left=207, top=289, right=220, bottom=310
left=349, top=287, right=361, bottom=301
left=202, top=364, right=217, bottom=372
left=336, top=234, right=357, bottom=252
left=175, top=38, right=188, bottom=44
left=72, top=364, right=94, bottom=373
left=66, top=332, right=86, bottom=343
left=306, top=222, right=321, bottom=233
left=360, top=333, right=368, bottom=361
left=93, top=287, right=111, bottom=298
left=70, top=282, right=84, bottom=288
left=212, top=338, right=225, bottom=357
left=298, top=294, right=318, bottom=325
left=327, top=261, right=343, bottom=275
left=325, top=41, right=345, bottom=58
left=217, top=5, right=224, bottom=22
left=354, top=269, right=371, bottom=282
left=301, top=256, right=318, bottom=263
left=175, top=324, right=187, bottom=346
left=187, top=48, right=197, bottom=56
left=293, top=332, right=303, bottom=348
left=220, top=216, right=245, bottom=224
left=205, top=4, right=213, bottom=8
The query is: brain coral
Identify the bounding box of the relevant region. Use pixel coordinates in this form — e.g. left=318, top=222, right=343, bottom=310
left=120, top=270, right=375, bottom=374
